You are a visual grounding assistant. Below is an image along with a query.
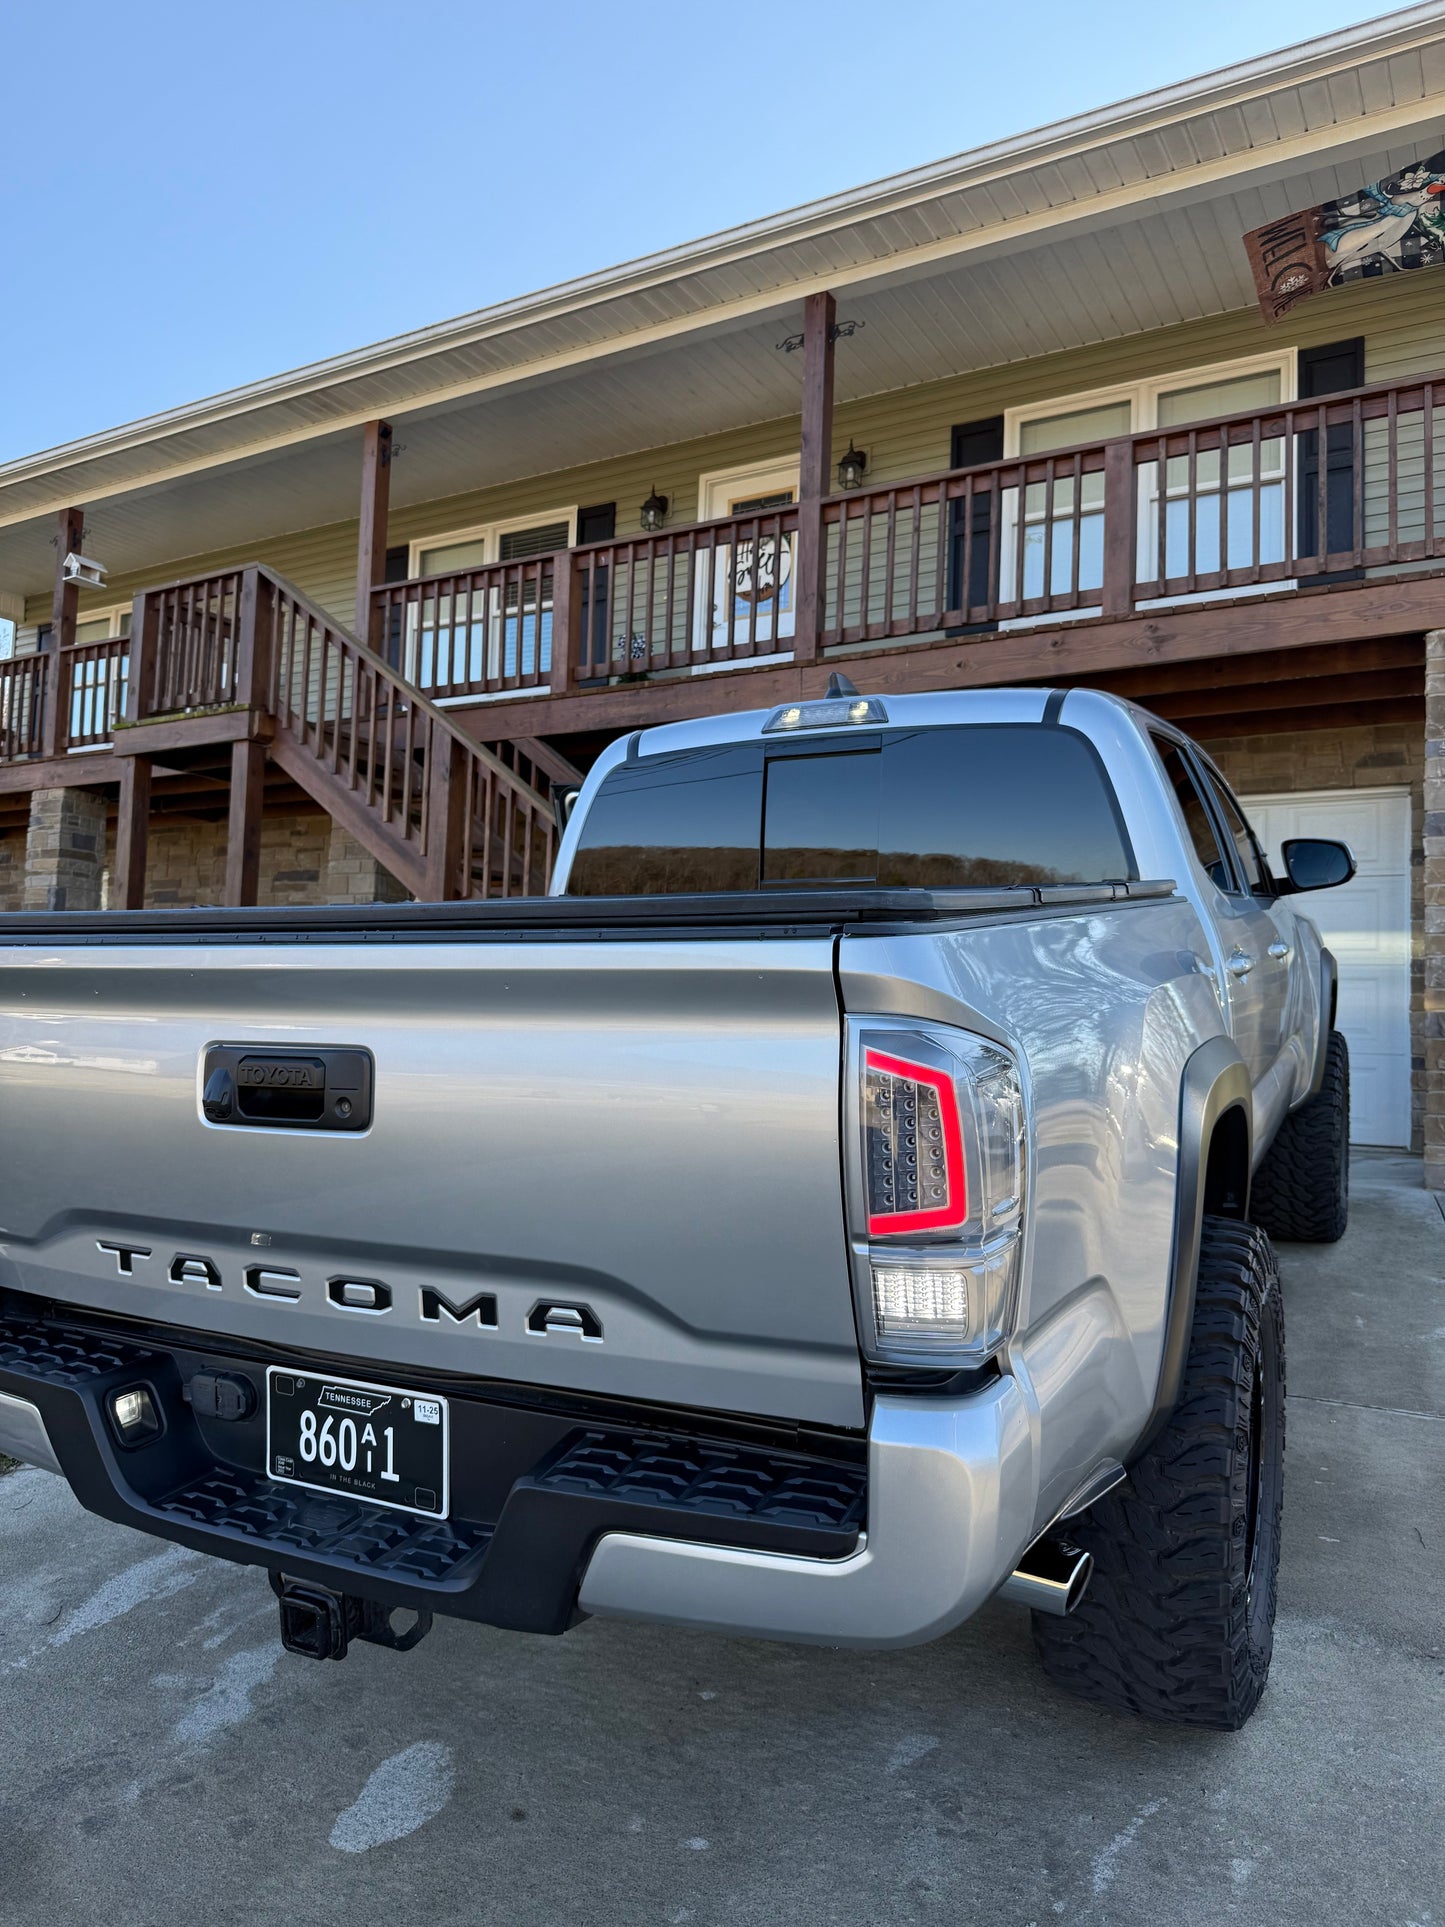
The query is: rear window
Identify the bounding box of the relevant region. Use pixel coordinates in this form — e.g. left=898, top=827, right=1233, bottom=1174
left=566, top=725, right=1134, bottom=896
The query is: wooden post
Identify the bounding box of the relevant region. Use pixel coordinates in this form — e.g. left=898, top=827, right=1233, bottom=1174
left=424, top=731, right=468, bottom=900
left=549, top=554, right=577, bottom=697
left=355, top=420, right=393, bottom=648
left=1100, top=438, right=1137, bottom=620
left=224, top=738, right=267, bottom=906
left=114, top=755, right=152, bottom=909
left=42, top=506, right=85, bottom=758
left=125, top=590, right=160, bottom=723
left=234, top=567, right=276, bottom=713
left=793, top=292, right=836, bottom=666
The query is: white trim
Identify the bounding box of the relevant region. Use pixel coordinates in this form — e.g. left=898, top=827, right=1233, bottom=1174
left=407, top=505, right=578, bottom=578
left=696, top=458, right=799, bottom=522
left=71, top=602, right=132, bottom=642
left=1003, top=348, right=1298, bottom=452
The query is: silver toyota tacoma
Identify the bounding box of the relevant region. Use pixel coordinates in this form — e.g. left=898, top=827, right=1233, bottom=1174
left=0, top=685, right=1355, bottom=1728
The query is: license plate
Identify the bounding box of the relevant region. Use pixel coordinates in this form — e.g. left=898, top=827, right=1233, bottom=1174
left=266, top=1368, right=449, bottom=1518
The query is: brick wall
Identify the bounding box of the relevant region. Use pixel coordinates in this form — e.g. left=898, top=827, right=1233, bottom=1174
left=91, top=810, right=405, bottom=909
left=1200, top=720, right=1425, bottom=1150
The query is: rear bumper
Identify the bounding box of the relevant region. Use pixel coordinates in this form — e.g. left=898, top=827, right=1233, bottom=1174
left=0, top=1299, right=1041, bottom=1649
left=579, top=1379, right=1038, bottom=1647
left=0, top=1389, right=61, bottom=1473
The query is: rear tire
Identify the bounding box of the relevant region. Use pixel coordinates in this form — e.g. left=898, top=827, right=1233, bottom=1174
left=1250, top=1028, right=1350, bottom=1244
left=1031, top=1217, right=1285, bottom=1730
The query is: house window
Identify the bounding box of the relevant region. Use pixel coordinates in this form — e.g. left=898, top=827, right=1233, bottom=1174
left=1005, top=353, right=1294, bottom=605
left=406, top=511, right=576, bottom=693
left=694, top=460, right=799, bottom=656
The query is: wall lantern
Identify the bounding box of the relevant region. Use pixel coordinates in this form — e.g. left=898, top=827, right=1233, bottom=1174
left=639, top=486, right=669, bottom=533
left=836, top=442, right=868, bottom=492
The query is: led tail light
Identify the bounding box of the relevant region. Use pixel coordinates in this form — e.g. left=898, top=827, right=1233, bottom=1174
left=863, top=1048, right=967, bottom=1236
left=853, top=1024, right=1025, bottom=1365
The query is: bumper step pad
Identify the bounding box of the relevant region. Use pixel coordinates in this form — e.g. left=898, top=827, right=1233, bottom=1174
left=0, top=1305, right=866, bottom=1635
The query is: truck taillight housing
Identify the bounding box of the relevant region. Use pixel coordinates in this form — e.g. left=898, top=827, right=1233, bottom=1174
left=852, top=1024, right=1025, bottom=1365
left=863, top=1049, right=967, bottom=1236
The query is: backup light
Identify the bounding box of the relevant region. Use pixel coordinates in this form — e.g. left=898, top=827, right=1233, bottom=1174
left=871, top=1266, right=971, bottom=1345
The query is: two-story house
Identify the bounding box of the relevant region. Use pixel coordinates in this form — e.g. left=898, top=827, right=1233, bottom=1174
left=1, top=6, right=1443, bottom=1169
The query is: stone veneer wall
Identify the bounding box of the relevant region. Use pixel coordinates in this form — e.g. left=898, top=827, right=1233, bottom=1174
left=0, top=807, right=406, bottom=913
left=1200, top=718, right=1425, bottom=1154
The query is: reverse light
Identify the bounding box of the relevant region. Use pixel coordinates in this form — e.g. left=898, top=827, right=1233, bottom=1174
left=853, top=1025, right=1025, bottom=1366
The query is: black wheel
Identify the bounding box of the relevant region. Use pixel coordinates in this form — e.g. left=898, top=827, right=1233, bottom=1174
left=1250, top=1029, right=1350, bottom=1243
left=1031, top=1217, right=1285, bottom=1730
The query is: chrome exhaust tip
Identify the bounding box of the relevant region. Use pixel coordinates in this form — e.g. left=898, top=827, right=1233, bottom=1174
left=999, top=1539, right=1093, bottom=1617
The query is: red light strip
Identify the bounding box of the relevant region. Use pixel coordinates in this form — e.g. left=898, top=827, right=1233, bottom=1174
left=864, top=1047, right=968, bottom=1236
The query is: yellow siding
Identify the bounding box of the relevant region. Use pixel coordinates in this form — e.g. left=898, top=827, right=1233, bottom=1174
left=23, top=275, right=1445, bottom=637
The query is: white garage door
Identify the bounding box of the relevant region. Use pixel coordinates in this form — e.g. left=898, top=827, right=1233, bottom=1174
left=1240, top=787, right=1412, bottom=1148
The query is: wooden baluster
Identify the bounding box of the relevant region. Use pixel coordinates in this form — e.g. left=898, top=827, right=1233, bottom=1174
left=424, top=730, right=468, bottom=900
left=550, top=554, right=576, bottom=696
left=1102, top=437, right=1140, bottom=616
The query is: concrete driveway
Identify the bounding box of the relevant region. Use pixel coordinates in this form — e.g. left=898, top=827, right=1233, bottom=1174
left=2, top=1153, right=1442, bottom=1926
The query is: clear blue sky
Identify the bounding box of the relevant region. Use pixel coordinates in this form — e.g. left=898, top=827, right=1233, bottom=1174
left=0, top=0, right=1393, bottom=463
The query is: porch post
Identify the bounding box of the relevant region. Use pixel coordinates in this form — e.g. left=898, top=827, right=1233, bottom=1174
left=355, top=419, right=394, bottom=649
left=42, top=506, right=84, bottom=759
left=224, top=738, right=267, bottom=906
left=793, top=291, right=835, bottom=667
left=114, top=755, right=152, bottom=909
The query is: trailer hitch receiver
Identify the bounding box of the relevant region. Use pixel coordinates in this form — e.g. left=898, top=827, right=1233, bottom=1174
left=269, top=1573, right=433, bottom=1661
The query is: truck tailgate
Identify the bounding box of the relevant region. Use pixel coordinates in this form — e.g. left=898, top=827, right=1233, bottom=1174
left=0, top=936, right=863, bottom=1427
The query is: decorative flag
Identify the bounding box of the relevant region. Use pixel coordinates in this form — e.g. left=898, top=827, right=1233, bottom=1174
left=1243, top=151, right=1445, bottom=322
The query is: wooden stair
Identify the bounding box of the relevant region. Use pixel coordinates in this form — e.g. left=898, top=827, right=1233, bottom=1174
left=140, top=565, right=581, bottom=901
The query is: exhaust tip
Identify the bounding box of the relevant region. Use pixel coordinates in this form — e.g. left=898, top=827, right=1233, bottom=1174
left=999, top=1539, right=1093, bottom=1617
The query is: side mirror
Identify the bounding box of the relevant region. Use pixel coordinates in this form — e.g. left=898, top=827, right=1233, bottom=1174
left=1280, top=837, right=1356, bottom=893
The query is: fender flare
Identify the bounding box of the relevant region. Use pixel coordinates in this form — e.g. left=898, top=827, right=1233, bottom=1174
left=1130, top=1035, right=1252, bottom=1458
left=1308, top=947, right=1339, bottom=1097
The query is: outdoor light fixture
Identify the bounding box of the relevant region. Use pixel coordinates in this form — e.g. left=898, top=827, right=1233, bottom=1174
left=837, top=442, right=868, bottom=491
left=61, top=552, right=108, bottom=591
left=639, top=487, right=669, bottom=533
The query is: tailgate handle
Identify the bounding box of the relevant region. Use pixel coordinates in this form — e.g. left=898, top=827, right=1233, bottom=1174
left=201, top=1046, right=373, bottom=1132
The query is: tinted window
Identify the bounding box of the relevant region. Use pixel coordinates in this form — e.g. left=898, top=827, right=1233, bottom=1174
left=1202, top=768, right=1267, bottom=895
left=877, top=727, right=1131, bottom=887
left=567, top=743, right=761, bottom=895
left=1153, top=740, right=1230, bottom=892
left=763, top=751, right=880, bottom=884
left=569, top=725, right=1134, bottom=896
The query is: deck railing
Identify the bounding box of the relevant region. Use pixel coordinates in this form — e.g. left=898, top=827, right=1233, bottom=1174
left=360, top=370, right=1445, bottom=682
left=0, top=655, right=47, bottom=758
left=66, top=637, right=130, bottom=748
left=264, top=569, right=564, bottom=896
left=817, top=374, right=1445, bottom=641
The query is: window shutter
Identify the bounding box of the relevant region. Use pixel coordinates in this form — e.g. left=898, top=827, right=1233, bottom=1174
left=1297, top=339, right=1366, bottom=571
left=1298, top=338, right=1365, bottom=397
left=576, top=502, right=616, bottom=545
left=948, top=417, right=1005, bottom=629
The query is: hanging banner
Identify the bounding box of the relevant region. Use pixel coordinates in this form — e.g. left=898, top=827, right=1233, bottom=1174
left=1243, top=151, right=1445, bottom=323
